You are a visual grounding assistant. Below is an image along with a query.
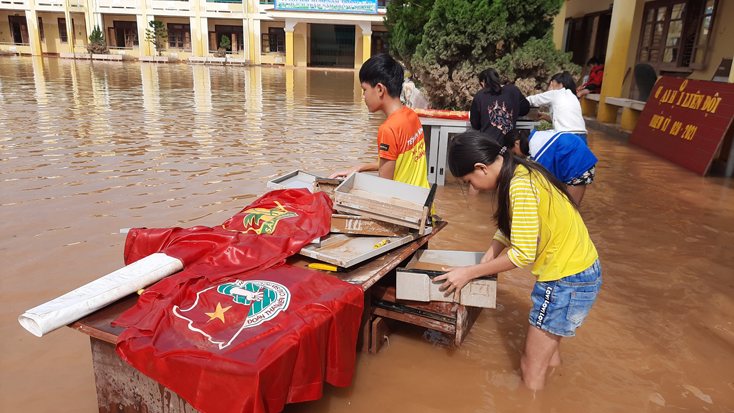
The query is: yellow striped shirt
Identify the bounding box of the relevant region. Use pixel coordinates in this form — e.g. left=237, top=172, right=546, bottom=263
left=493, top=165, right=598, bottom=282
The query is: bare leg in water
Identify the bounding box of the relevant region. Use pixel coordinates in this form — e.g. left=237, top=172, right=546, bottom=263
left=566, top=184, right=586, bottom=206
left=521, top=325, right=562, bottom=390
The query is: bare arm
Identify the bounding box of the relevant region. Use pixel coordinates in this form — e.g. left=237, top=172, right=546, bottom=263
left=378, top=159, right=396, bottom=180
left=481, top=239, right=507, bottom=263
left=329, top=161, right=379, bottom=179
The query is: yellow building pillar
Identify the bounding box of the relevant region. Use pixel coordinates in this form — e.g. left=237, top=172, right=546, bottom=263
left=63, top=0, right=75, bottom=53
left=553, top=1, right=567, bottom=50
left=137, top=0, right=152, bottom=58
left=597, top=0, right=636, bottom=123
left=190, top=0, right=203, bottom=57
left=25, top=9, right=43, bottom=56
left=285, top=27, right=294, bottom=66
left=362, top=30, right=371, bottom=64
left=729, top=53, right=734, bottom=83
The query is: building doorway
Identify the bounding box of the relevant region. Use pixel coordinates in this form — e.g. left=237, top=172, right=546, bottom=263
left=109, top=21, right=138, bottom=48
left=310, top=24, right=355, bottom=68
left=209, top=25, right=244, bottom=54
left=8, top=15, right=29, bottom=44
left=565, top=10, right=612, bottom=67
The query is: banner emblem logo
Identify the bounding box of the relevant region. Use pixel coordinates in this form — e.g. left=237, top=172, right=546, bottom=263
left=224, top=201, right=297, bottom=234
left=173, top=279, right=291, bottom=349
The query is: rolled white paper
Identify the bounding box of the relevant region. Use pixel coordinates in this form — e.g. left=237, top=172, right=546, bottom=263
left=19, top=253, right=183, bottom=337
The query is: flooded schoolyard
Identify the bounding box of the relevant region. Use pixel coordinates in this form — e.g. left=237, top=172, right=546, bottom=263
left=1, top=57, right=733, bottom=412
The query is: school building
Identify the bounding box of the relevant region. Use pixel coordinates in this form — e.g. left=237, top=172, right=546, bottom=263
left=551, top=0, right=733, bottom=129
left=0, top=0, right=388, bottom=67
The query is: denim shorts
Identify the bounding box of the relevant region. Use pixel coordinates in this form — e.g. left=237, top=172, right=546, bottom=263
left=528, top=259, right=601, bottom=337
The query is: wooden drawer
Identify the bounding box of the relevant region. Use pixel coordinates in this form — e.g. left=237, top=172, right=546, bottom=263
left=396, top=250, right=497, bottom=308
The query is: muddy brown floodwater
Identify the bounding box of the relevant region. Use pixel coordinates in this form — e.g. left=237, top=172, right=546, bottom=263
left=1, top=57, right=733, bottom=413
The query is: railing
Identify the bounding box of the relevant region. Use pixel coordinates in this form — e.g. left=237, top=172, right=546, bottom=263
left=150, top=0, right=190, bottom=10
left=207, top=0, right=240, bottom=3
left=97, top=0, right=138, bottom=9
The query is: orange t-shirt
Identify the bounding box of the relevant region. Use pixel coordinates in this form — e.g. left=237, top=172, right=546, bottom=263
left=377, top=106, right=430, bottom=189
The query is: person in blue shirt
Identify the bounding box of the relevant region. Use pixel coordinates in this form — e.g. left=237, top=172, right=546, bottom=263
left=504, top=129, right=597, bottom=206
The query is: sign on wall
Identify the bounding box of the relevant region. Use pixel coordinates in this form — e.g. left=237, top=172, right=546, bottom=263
left=629, top=77, right=734, bottom=175
left=274, top=0, right=378, bottom=14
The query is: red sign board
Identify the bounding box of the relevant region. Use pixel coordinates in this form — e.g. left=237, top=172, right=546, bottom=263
left=629, top=77, right=734, bottom=175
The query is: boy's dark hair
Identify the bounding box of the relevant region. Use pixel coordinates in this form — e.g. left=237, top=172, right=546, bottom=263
left=359, top=54, right=404, bottom=98
left=448, top=131, right=576, bottom=238
left=479, top=68, right=502, bottom=95
left=503, top=129, right=530, bottom=157
left=587, top=57, right=602, bottom=66
left=550, top=71, right=577, bottom=91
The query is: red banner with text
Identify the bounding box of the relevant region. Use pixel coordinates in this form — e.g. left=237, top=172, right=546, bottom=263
left=629, top=77, right=734, bottom=175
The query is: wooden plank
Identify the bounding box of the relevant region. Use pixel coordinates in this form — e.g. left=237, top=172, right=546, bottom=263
left=333, top=173, right=430, bottom=229
left=334, top=204, right=424, bottom=230
left=330, top=214, right=410, bottom=237
left=370, top=317, right=391, bottom=354
left=298, top=229, right=430, bottom=268
left=455, top=305, right=483, bottom=347
left=69, top=294, right=137, bottom=343
left=372, top=307, right=455, bottom=335
left=315, top=178, right=341, bottom=202
left=371, top=285, right=458, bottom=317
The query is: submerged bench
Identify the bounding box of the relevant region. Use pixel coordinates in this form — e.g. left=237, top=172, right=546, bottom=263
left=92, top=54, right=123, bottom=61
left=581, top=94, right=646, bottom=131
left=139, top=56, right=169, bottom=63
left=580, top=94, right=601, bottom=116
left=605, top=97, right=646, bottom=131
left=227, top=58, right=250, bottom=66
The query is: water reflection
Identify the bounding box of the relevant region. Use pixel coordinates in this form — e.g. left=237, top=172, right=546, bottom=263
left=192, top=64, right=212, bottom=114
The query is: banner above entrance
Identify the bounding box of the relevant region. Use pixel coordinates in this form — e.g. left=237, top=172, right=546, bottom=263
left=274, top=0, right=378, bottom=14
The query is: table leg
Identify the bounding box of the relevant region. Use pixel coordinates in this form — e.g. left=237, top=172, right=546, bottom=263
left=357, top=288, right=373, bottom=353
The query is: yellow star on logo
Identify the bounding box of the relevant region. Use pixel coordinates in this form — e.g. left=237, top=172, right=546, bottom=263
left=205, top=302, right=232, bottom=324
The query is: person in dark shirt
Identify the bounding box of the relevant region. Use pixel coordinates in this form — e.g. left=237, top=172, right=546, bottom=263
left=470, top=68, right=530, bottom=143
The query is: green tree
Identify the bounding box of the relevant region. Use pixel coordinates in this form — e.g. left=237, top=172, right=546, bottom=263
left=215, top=35, right=231, bottom=57
left=383, top=0, right=435, bottom=69
left=385, top=0, right=579, bottom=110
left=219, top=35, right=231, bottom=50
left=145, top=20, right=168, bottom=56
left=86, top=25, right=108, bottom=55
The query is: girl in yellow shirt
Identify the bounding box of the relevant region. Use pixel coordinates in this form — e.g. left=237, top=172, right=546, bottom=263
left=435, top=131, right=601, bottom=390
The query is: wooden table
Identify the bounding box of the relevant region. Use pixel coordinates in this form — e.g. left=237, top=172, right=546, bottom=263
left=69, top=221, right=483, bottom=412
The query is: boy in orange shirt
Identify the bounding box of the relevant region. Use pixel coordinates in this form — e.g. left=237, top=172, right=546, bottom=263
left=330, top=54, right=430, bottom=190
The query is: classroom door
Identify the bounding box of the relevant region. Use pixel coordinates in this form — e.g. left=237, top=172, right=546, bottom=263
left=309, top=24, right=355, bottom=68
left=8, top=16, right=29, bottom=44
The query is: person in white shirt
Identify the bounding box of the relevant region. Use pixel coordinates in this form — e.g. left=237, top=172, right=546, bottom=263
left=526, top=72, right=588, bottom=145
